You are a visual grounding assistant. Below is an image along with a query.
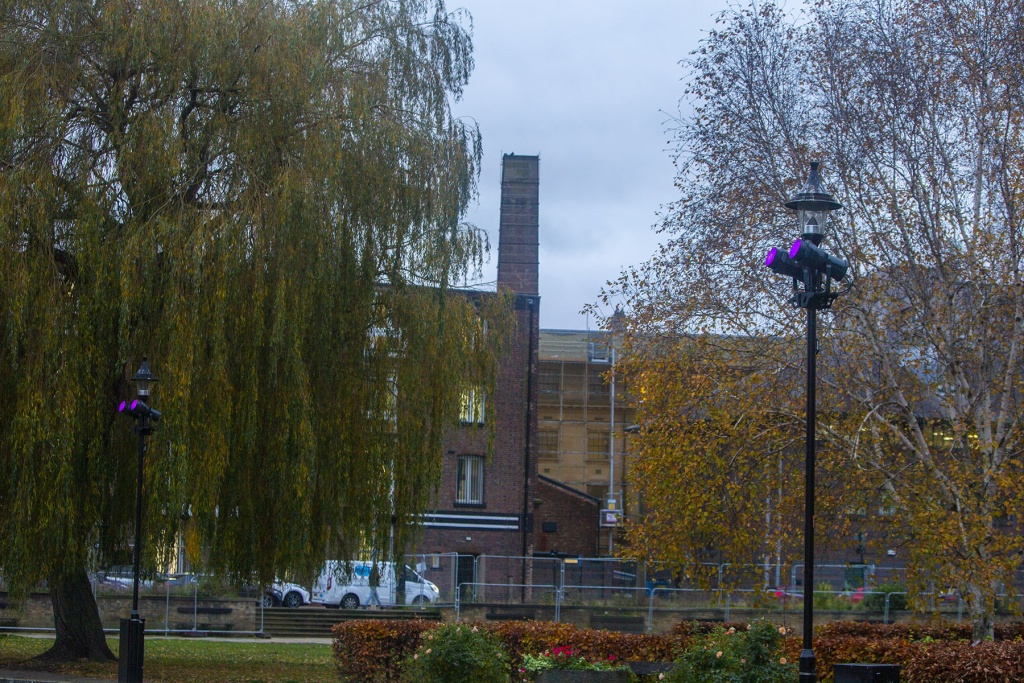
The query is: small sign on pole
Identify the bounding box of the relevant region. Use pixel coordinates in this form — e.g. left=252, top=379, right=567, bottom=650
left=600, top=508, right=620, bottom=527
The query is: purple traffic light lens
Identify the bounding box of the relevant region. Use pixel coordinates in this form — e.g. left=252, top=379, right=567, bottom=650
left=118, top=400, right=128, bottom=413
left=789, top=239, right=802, bottom=259
left=131, top=400, right=140, bottom=411
left=766, top=247, right=778, bottom=267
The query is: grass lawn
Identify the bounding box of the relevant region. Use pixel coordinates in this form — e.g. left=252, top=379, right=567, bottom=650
left=0, top=634, right=337, bottom=683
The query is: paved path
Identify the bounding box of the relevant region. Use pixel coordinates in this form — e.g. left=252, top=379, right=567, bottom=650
left=0, top=670, right=112, bottom=683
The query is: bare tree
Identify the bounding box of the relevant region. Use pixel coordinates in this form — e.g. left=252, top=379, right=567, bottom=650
left=605, top=0, right=1024, bottom=641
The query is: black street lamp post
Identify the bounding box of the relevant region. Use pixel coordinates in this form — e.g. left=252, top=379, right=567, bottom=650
left=765, top=163, right=846, bottom=683
left=116, top=358, right=161, bottom=683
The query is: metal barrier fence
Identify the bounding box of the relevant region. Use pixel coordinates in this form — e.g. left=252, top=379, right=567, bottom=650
left=0, top=580, right=266, bottom=636
left=408, top=555, right=924, bottom=606
left=455, top=583, right=1015, bottom=634
left=4, top=555, right=1021, bottom=635
left=410, top=555, right=1024, bottom=607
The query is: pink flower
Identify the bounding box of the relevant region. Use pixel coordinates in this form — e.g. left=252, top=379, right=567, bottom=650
left=727, top=627, right=736, bottom=634
left=778, top=627, right=786, bottom=634
left=413, top=654, right=418, bottom=660
left=716, top=651, right=723, bottom=658
left=606, top=655, right=617, bottom=662
left=780, top=657, right=788, bottom=665
left=658, top=675, right=665, bottom=681
left=426, top=649, right=432, bottom=655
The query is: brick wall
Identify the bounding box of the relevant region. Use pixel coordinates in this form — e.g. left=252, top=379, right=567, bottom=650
left=534, top=475, right=600, bottom=557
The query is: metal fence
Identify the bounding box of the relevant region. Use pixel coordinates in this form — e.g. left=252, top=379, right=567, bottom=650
left=454, top=582, right=1017, bottom=634
left=407, top=555, right=925, bottom=606
left=0, top=579, right=267, bottom=636
left=3, top=555, right=1021, bottom=636
left=409, top=555, right=1024, bottom=606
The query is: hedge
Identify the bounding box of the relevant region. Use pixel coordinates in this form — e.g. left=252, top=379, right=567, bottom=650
left=332, top=619, right=1024, bottom=683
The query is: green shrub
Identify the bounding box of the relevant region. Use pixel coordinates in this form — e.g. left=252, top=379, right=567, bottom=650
left=860, top=582, right=908, bottom=612
left=519, top=645, right=632, bottom=681
left=401, top=623, right=509, bottom=683
left=812, top=583, right=858, bottom=611
left=664, top=620, right=795, bottom=683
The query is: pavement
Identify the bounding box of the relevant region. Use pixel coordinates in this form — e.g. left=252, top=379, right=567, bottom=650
left=0, top=671, right=113, bottom=683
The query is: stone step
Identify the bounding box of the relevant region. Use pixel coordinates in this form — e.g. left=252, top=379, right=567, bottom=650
left=259, top=607, right=441, bottom=638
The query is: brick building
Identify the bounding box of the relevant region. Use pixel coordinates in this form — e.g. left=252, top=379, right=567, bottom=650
left=534, top=475, right=600, bottom=558
left=412, top=154, right=541, bottom=589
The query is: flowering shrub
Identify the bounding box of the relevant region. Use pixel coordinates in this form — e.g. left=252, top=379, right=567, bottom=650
left=518, top=645, right=631, bottom=681
left=401, top=623, right=509, bottom=683
left=663, top=620, right=796, bottom=683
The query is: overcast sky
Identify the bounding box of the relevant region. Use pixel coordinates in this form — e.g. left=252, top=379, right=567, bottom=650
left=451, top=0, right=733, bottom=330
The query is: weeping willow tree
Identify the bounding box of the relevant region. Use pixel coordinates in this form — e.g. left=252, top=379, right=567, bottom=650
left=0, top=0, right=507, bottom=661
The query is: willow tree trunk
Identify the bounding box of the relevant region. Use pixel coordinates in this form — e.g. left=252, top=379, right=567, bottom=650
left=40, top=569, right=116, bottom=662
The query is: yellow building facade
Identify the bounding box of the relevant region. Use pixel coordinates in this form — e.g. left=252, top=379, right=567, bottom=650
left=536, top=329, right=636, bottom=555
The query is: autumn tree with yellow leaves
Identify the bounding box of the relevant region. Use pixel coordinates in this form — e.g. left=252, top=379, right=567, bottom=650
left=604, top=0, right=1024, bottom=641
left=0, top=0, right=506, bottom=661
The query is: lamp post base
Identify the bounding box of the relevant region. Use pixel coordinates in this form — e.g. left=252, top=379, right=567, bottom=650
left=799, top=648, right=816, bottom=683
left=118, top=617, right=145, bottom=683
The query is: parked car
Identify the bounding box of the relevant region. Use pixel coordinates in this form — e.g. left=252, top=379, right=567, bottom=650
left=98, top=566, right=165, bottom=590
left=769, top=586, right=803, bottom=602
left=265, top=581, right=311, bottom=608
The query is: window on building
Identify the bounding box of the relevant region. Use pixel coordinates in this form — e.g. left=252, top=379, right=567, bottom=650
left=456, top=455, right=484, bottom=505
left=538, top=428, right=559, bottom=457
left=460, top=388, right=486, bottom=425
left=587, top=430, right=610, bottom=457
left=538, top=368, right=560, bottom=394
left=588, top=342, right=611, bottom=362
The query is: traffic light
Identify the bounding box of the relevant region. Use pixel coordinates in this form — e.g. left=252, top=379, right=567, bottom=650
left=788, top=238, right=848, bottom=281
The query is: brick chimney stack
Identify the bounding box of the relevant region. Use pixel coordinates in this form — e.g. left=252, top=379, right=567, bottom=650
left=497, top=154, right=540, bottom=295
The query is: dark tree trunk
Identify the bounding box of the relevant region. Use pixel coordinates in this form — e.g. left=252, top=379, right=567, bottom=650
left=38, top=568, right=116, bottom=662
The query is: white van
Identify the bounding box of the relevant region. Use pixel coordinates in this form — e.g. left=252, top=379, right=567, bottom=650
left=311, top=561, right=440, bottom=608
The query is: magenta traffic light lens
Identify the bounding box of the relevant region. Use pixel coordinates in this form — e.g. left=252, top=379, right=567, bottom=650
left=789, top=239, right=802, bottom=259
left=131, top=400, right=140, bottom=411
left=766, top=247, right=778, bottom=267
left=118, top=400, right=127, bottom=413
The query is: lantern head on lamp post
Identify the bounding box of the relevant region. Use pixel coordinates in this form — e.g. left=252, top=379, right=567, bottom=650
left=764, top=162, right=847, bottom=683
left=767, top=163, right=847, bottom=311
left=131, top=358, right=157, bottom=401
left=784, top=161, right=842, bottom=246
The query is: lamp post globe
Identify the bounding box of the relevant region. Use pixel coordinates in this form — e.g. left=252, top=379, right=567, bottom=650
left=785, top=161, right=842, bottom=245
left=131, top=358, right=157, bottom=402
